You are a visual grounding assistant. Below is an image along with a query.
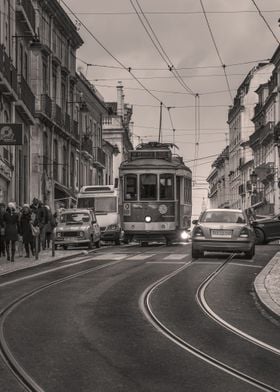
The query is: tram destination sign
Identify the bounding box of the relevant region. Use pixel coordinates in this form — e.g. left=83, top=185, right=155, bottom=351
left=0, top=124, right=23, bottom=145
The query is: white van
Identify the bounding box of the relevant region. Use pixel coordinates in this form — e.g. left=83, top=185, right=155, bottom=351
left=77, top=185, right=121, bottom=245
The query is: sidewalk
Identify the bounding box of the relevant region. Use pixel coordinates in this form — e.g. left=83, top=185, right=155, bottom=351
left=0, top=248, right=86, bottom=276
left=254, top=251, right=280, bottom=320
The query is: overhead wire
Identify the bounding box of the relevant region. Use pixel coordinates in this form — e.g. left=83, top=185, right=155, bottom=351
left=250, top=0, right=280, bottom=44
left=199, top=0, right=233, bottom=102
left=68, top=10, right=280, bottom=16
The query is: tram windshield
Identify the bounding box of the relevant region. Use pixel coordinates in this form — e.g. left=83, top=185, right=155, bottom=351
left=140, top=174, right=157, bottom=200
left=124, top=174, right=137, bottom=200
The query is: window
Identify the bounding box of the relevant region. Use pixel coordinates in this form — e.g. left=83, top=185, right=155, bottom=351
left=160, top=174, right=174, bottom=200
left=184, top=178, right=192, bottom=203
left=140, top=174, right=157, bottom=200
left=124, top=174, right=137, bottom=200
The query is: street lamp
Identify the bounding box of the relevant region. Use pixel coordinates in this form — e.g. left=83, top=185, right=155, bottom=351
left=13, top=34, right=42, bottom=57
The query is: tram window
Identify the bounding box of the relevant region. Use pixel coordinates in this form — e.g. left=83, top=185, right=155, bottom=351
left=160, top=174, right=174, bottom=200
left=124, top=174, right=137, bottom=200
left=140, top=174, right=157, bottom=200
left=184, top=178, right=192, bottom=203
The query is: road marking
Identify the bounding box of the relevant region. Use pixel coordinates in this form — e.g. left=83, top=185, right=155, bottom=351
left=127, top=254, right=155, bottom=260
left=89, top=253, right=129, bottom=260
left=164, top=254, right=188, bottom=260
left=146, top=261, right=186, bottom=264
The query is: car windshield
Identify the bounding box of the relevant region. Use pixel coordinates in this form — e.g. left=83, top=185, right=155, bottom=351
left=78, top=197, right=117, bottom=213
left=60, top=213, right=90, bottom=224
left=201, top=211, right=246, bottom=224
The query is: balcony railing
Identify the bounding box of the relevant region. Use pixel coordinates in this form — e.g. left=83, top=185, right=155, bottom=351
left=81, top=136, right=93, bottom=155
left=95, top=147, right=106, bottom=167
left=53, top=104, right=63, bottom=127
left=39, top=94, right=52, bottom=118
left=0, top=46, right=18, bottom=94
left=16, top=0, right=36, bottom=32
left=73, top=120, right=79, bottom=139
left=260, top=121, right=274, bottom=144
left=17, top=74, right=35, bottom=115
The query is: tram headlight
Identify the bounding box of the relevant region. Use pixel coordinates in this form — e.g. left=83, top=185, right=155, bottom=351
left=181, top=230, right=189, bottom=240
left=145, top=215, right=152, bottom=223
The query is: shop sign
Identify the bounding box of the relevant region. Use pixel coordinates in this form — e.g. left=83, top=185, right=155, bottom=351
left=0, top=124, right=23, bottom=145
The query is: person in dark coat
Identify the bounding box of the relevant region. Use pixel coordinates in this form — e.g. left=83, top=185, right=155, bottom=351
left=0, top=203, right=6, bottom=257
left=19, top=204, right=34, bottom=257
left=3, top=202, right=20, bottom=262
left=30, top=198, right=48, bottom=250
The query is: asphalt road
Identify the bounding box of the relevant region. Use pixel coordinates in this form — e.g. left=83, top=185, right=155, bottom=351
left=0, top=243, right=279, bottom=392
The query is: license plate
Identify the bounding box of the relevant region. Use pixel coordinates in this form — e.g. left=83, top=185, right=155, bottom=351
left=211, top=230, right=232, bottom=238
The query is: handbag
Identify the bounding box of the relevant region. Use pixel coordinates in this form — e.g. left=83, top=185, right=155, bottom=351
left=31, top=224, right=40, bottom=237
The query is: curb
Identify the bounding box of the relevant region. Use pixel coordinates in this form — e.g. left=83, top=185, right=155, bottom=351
left=0, top=250, right=95, bottom=277
left=254, top=251, right=280, bottom=321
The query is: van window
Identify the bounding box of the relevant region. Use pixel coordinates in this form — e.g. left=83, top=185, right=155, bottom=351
left=95, top=197, right=117, bottom=213
left=77, top=198, right=95, bottom=209
left=124, top=174, right=137, bottom=200
left=140, top=174, right=157, bottom=200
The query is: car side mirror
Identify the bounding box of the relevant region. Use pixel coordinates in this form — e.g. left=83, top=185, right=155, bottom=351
left=192, top=219, right=198, bottom=225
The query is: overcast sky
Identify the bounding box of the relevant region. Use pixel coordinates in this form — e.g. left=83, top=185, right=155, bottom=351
left=62, top=0, right=280, bottom=216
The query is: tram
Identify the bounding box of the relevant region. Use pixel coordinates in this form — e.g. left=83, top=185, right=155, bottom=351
left=119, top=142, right=192, bottom=245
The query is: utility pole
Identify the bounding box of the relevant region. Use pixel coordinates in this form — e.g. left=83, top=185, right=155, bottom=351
left=158, top=102, right=163, bottom=143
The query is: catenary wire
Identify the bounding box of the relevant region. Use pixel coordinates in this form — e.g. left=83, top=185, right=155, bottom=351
left=250, top=0, right=280, bottom=44
left=199, top=0, right=233, bottom=102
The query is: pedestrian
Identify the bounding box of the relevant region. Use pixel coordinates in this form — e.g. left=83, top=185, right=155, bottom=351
left=19, top=204, right=34, bottom=258
left=30, top=198, right=48, bottom=251
left=0, top=203, right=6, bottom=257
left=3, top=202, right=20, bottom=262
left=44, top=205, right=56, bottom=249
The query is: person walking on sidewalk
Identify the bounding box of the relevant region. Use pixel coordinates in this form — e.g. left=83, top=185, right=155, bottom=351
left=3, top=202, right=20, bottom=262
left=19, top=204, right=34, bottom=258
left=30, top=198, right=48, bottom=252
left=0, top=203, right=6, bottom=257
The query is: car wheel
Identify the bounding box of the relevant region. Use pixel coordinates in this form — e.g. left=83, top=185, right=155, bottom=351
left=115, top=238, right=121, bottom=245
left=192, top=248, right=202, bottom=259
left=254, top=228, right=265, bottom=245
left=63, top=245, right=68, bottom=250
left=141, top=241, right=148, bottom=247
left=166, top=238, right=172, bottom=246
left=95, top=239, right=101, bottom=248
left=244, top=246, right=255, bottom=259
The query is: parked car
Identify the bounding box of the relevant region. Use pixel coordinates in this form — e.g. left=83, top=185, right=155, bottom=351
left=54, top=208, right=101, bottom=249
left=252, top=214, right=280, bottom=244
left=191, top=208, right=255, bottom=259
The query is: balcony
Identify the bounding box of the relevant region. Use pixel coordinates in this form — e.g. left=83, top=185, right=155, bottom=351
left=53, top=104, right=63, bottom=127
left=259, top=121, right=274, bottom=145
left=16, top=74, right=35, bottom=123
left=95, top=147, right=106, bottom=167
left=64, top=113, right=71, bottom=133
left=238, top=183, right=245, bottom=196
left=16, top=0, right=36, bottom=34
left=81, top=136, right=93, bottom=156
left=72, top=120, right=79, bottom=140
left=0, top=45, right=18, bottom=99
left=37, top=93, right=52, bottom=119
left=249, top=128, right=261, bottom=148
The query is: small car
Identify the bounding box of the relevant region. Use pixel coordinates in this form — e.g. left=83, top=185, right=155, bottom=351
left=191, top=208, right=255, bottom=259
left=54, top=208, right=101, bottom=249
left=252, top=214, right=280, bottom=244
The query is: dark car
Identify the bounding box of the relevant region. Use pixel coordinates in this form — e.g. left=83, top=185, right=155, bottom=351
left=252, top=214, right=280, bottom=244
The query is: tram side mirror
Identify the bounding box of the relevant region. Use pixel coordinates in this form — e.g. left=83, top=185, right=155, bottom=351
left=192, top=219, right=198, bottom=225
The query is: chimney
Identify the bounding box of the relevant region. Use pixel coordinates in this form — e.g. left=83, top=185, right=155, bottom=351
left=117, top=81, right=123, bottom=118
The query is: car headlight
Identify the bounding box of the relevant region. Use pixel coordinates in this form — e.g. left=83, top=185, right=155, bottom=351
left=239, top=227, right=249, bottom=238
left=145, top=216, right=152, bottom=223
left=79, top=231, right=85, bottom=237
left=56, top=232, right=62, bottom=238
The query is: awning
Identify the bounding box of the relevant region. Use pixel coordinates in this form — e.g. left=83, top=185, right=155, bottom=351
left=54, top=182, right=76, bottom=208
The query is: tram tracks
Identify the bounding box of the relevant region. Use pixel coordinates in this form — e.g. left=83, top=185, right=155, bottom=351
left=140, top=254, right=280, bottom=392
left=0, top=258, right=125, bottom=392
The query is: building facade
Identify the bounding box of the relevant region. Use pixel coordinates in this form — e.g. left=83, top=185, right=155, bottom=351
left=102, top=82, right=133, bottom=186
left=206, top=146, right=229, bottom=208
left=228, top=62, right=274, bottom=210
